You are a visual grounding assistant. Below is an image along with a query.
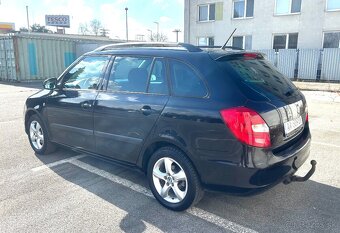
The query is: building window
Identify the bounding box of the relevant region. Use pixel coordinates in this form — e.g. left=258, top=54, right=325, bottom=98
left=198, top=4, right=215, bottom=21
left=232, top=36, right=252, bottom=49
left=233, top=0, right=254, bottom=18
left=198, top=37, right=214, bottom=46
left=275, top=0, right=301, bottom=15
left=273, top=33, right=298, bottom=49
left=327, top=0, right=340, bottom=11
left=323, top=32, right=340, bottom=48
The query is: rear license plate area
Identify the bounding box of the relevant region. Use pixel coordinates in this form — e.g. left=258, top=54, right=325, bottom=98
left=284, top=116, right=303, bottom=136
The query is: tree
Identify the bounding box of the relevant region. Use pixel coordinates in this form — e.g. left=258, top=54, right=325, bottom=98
left=19, top=27, right=29, bottom=32
left=79, top=23, right=89, bottom=35
left=149, top=32, right=168, bottom=42
left=99, top=28, right=109, bottom=37
left=90, top=19, right=102, bottom=36
left=30, top=24, right=51, bottom=33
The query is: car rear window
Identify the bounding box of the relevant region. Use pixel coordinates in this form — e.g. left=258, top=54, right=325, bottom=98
left=169, top=59, right=208, bottom=98
left=218, top=55, right=297, bottom=97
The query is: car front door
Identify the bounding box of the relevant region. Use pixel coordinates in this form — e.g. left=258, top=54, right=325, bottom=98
left=46, top=55, right=110, bottom=151
left=94, top=56, right=169, bottom=163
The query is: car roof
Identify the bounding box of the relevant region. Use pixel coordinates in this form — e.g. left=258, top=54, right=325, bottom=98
left=84, top=42, right=255, bottom=61
left=87, top=47, right=202, bottom=58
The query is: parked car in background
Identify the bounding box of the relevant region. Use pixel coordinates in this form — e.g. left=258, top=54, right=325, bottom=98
left=24, top=43, right=316, bottom=211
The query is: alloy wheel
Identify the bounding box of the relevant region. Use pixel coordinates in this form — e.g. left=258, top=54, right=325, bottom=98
left=152, top=157, right=188, bottom=203
left=29, top=120, right=44, bottom=150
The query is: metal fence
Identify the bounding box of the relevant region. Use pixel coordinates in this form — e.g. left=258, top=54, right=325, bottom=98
left=255, top=48, right=340, bottom=82
left=321, top=49, right=340, bottom=82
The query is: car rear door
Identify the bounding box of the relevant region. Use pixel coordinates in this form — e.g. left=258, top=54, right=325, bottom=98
left=216, top=53, right=308, bottom=148
left=93, top=56, right=169, bottom=163
left=46, top=55, right=110, bottom=151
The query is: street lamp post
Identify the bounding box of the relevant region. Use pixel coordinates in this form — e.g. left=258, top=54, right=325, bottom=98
left=147, top=29, right=153, bottom=41
left=125, top=7, right=128, bottom=42
left=172, top=29, right=181, bottom=42
left=153, top=21, right=159, bottom=42
left=26, top=5, right=30, bottom=33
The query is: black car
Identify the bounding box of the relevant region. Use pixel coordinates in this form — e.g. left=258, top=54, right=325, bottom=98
left=24, top=43, right=316, bottom=211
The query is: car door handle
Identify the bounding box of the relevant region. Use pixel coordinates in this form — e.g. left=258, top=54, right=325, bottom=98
left=81, top=102, right=92, bottom=109
left=140, top=105, right=152, bottom=115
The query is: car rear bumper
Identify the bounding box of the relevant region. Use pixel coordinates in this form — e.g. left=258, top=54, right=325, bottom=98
left=196, top=128, right=311, bottom=190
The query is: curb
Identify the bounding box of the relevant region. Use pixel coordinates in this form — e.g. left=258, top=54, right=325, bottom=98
left=293, top=81, right=340, bottom=92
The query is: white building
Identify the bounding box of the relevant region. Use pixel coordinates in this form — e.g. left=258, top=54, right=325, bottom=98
left=184, top=0, right=340, bottom=49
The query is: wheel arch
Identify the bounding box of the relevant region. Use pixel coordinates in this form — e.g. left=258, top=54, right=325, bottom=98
left=25, top=109, right=39, bottom=134
left=24, top=109, right=48, bottom=136
left=139, top=140, right=202, bottom=183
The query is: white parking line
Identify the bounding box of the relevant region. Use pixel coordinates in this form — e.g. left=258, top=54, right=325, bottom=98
left=0, top=118, right=21, bottom=124
left=187, top=207, right=257, bottom=233
left=31, top=155, right=86, bottom=172
left=313, top=141, right=340, bottom=148
left=70, top=159, right=154, bottom=198
left=310, top=128, right=340, bottom=134
left=70, top=159, right=257, bottom=233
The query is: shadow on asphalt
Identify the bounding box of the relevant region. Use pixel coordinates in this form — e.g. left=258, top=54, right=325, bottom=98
left=35, top=149, right=340, bottom=233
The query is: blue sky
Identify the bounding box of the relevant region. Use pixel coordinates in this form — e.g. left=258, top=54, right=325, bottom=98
left=0, top=0, right=184, bottom=41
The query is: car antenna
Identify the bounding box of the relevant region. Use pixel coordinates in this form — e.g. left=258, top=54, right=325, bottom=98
left=221, top=28, right=237, bottom=50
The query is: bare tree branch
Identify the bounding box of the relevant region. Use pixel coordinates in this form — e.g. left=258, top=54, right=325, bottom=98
left=79, top=23, right=89, bottom=35
left=90, top=19, right=102, bottom=36
left=149, top=32, right=168, bottom=42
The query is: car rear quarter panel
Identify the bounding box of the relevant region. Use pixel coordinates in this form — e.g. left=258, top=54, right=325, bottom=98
left=139, top=95, right=247, bottom=184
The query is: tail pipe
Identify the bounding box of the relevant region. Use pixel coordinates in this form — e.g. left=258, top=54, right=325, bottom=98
left=283, top=160, right=317, bottom=184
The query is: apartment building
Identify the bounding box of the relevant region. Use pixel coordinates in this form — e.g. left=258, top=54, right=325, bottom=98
left=184, top=0, right=340, bottom=49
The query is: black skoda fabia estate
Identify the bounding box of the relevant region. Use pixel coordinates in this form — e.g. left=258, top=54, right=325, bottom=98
left=25, top=43, right=315, bottom=211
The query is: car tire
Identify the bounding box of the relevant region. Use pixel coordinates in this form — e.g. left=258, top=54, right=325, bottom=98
left=147, top=147, right=204, bottom=211
left=27, top=114, right=56, bottom=155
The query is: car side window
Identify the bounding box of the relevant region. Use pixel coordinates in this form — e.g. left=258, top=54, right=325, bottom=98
left=107, top=56, right=153, bottom=93
left=62, top=56, right=109, bottom=90
left=169, top=59, right=207, bottom=98
left=147, top=59, right=169, bottom=95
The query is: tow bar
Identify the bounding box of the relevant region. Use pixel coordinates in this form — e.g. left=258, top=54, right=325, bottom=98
left=283, top=160, right=317, bottom=184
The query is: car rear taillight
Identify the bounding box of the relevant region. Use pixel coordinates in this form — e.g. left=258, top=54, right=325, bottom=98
left=220, top=107, right=271, bottom=148
left=306, top=112, right=309, bottom=122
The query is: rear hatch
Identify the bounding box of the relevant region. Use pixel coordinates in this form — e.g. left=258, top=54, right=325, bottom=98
left=215, top=52, right=308, bottom=149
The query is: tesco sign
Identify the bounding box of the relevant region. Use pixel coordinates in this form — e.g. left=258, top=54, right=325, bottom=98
left=45, top=15, right=70, bottom=28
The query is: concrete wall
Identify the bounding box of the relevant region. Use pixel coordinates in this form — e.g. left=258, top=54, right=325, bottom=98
left=185, top=0, right=340, bottom=49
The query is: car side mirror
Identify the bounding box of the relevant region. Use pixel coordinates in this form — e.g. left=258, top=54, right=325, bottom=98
left=43, top=77, right=57, bottom=90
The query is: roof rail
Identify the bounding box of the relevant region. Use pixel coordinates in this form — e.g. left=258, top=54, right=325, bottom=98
left=198, top=46, right=221, bottom=49
left=198, top=45, right=244, bottom=51
left=94, top=42, right=202, bottom=52
left=222, top=46, right=244, bottom=51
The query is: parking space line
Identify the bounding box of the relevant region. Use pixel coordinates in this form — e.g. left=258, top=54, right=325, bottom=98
left=31, top=155, right=86, bottom=172
left=70, top=159, right=154, bottom=197
left=310, top=128, right=340, bottom=134
left=313, top=141, right=340, bottom=148
left=0, top=118, right=21, bottom=124
left=70, top=159, right=257, bottom=233
left=187, top=207, right=257, bottom=233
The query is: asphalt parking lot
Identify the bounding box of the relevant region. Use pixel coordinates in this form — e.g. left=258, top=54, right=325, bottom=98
left=0, top=82, right=339, bottom=233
